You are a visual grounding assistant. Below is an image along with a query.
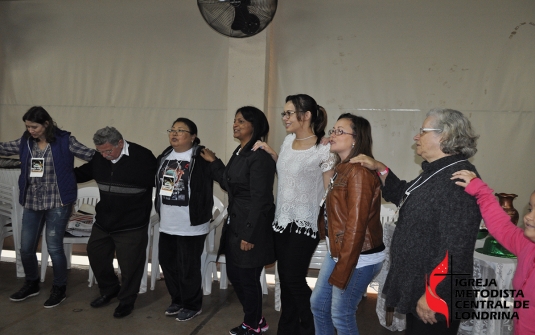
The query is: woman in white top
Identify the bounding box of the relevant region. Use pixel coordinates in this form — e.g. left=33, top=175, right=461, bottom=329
left=154, top=118, right=214, bottom=322
left=253, top=94, right=335, bottom=335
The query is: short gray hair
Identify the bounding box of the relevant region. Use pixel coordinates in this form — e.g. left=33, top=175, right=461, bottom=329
left=426, top=108, right=479, bottom=158
left=93, top=127, right=123, bottom=146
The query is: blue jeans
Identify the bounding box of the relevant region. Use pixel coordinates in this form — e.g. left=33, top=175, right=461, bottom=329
left=20, top=205, right=72, bottom=286
left=310, top=255, right=383, bottom=335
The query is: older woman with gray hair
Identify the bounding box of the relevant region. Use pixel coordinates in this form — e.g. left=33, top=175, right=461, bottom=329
left=351, top=108, right=481, bottom=334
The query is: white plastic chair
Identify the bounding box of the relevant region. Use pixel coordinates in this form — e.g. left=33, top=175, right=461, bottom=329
left=380, top=204, right=396, bottom=225
left=202, top=196, right=227, bottom=295
left=40, top=186, right=99, bottom=284
left=0, top=182, right=24, bottom=277
left=0, top=184, right=15, bottom=258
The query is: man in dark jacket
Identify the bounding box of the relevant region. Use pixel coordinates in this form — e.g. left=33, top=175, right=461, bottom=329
left=74, top=127, right=157, bottom=318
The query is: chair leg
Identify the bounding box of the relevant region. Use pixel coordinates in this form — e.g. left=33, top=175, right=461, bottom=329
left=274, top=262, right=281, bottom=311
left=40, top=234, right=49, bottom=282
left=64, top=244, right=73, bottom=270
left=260, top=267, right=268, bottom=295
left=219, top=262, right=228, bottom=290
left=150, top=223, right=160, bottom=290
left=203, top=261, right=214, bottom=295
left=88, top=266, right=95, bottom=287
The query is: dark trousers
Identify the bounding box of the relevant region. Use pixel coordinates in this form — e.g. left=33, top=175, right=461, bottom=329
left=274, top=224, right=319, bottom=335
left=159, top=232, right=206, bottom=311
left=226, top=252, right=264, bottom=329
left=87, top=225, right=148, bottom=305
left=406, top=313, right=461, bottom=335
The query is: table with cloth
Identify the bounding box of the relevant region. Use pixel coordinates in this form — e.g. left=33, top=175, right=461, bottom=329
left=376, top=221, right=517, bottom=335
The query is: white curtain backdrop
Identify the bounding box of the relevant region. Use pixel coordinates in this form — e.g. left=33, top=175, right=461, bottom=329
left=1, top=0, right=534, bottom=214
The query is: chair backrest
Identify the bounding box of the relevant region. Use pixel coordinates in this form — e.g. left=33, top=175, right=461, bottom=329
left=309, top=240, right=328, bottom=270
left=380, top=204, right=396, bottom=225
left=0, top=182, right=15, bottom=219
left=206, top=196, right=227, bottom=253
left=75, top=186, right=100, bottom=211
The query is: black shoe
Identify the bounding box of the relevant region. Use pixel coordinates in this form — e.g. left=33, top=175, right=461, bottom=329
left=113, top=302, right=134, bottom=318
left=10, top=280, right=40, bottom=302
left=175, top=308, right=201, bottom=321
left=90, top=288, right=120, bottom=308
left=230, top=323, right=260, bottom=335
left=258, top=317, right=269, bottom=332
left=44, top=285, right=66, bottom=308
left=165, top=303, right=182, bottom=316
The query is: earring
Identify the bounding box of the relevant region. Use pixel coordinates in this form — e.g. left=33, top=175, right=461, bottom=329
left=352, top=143, right=355, bottom=148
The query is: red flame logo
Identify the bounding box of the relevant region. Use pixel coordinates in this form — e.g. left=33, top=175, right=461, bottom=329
left=426, top=251, right=449, bottom=326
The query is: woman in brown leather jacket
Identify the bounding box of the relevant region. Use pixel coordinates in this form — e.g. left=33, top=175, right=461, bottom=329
left=310, top=113, right=385, bottom=335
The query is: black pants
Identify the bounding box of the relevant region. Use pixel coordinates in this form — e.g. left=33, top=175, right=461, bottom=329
left=226, top=252, right=264, bottom=329
left=158, top=232, right=206, bottom=311
left=406, top=312, right=461, bottom=335
left=87, top=225, right=148, bottom=305
left=274, top=224, right=319, bottom=335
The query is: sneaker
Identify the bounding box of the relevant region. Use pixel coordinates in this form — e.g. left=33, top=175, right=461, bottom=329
left=229, top=323, right=260, bottom=335
left=258, top=317, right=269, bottom=332
left=175, top=308, right=202, bottom=322
left=165, top=303, right=182, bottom=316
left=10, top=280, right=40, bottom=302
left=43, top=285, right=66, bottom=308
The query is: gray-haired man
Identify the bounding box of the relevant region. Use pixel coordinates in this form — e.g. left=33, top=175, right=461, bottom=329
left=75, top=127, right=156, bottom=318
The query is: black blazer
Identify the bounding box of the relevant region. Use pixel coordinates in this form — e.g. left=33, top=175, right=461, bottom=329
left=210, top=145, right=276, bottom=268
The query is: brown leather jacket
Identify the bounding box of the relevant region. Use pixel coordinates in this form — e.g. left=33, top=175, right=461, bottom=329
left=325, top=162, right=383, bottom=289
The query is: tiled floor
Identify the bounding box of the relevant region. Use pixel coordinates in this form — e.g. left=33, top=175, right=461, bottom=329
left=0, top=259, right=405, bottom=335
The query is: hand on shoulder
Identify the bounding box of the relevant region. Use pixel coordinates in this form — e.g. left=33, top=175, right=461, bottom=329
left=451, top=170, right=478, bottom=188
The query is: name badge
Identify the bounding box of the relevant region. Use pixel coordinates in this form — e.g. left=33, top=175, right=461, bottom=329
left=159, top=175, right=175, bottom=196
left=30, top=158, right=44, bottom=177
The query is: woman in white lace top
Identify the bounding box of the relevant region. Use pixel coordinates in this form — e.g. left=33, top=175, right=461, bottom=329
left=253, top=94, right=335, bottom=335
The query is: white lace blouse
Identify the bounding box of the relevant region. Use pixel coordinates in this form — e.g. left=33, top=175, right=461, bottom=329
left=273, top=134, right=336, bottom=237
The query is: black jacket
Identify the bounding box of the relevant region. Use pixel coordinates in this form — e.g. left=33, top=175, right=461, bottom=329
left=154, top=144, right=214, bottom=226
left=74, top=142, right=157, bottom=233
left=209, top=146, right=276, bottom=268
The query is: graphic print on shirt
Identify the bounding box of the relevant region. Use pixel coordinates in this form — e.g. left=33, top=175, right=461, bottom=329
left=160, top=159, right=190, bottom=207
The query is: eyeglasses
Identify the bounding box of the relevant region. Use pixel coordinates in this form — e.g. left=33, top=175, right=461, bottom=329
left=280, top=110, right=297, bottom=118
left=328, top=129, right=356, bottom=136
left=97, top=148, right=115, bottom=155
left=167, top=129, right=191, bottom=135
left=419, top=128, right=442, bottom=135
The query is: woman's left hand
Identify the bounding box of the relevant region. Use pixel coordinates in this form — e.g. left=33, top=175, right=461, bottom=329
left=319, top=137, right=330, bottom=146
left=200, top=148, right=217, bottom=163
left=416, top=293, right=438, bottom=324
left=451, top=170, right=477, bottom=188
left=240, top=240, right=255, bottom=251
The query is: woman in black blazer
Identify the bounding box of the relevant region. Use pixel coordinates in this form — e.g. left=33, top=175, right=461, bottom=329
left=202, top=106, right=276, bottom=335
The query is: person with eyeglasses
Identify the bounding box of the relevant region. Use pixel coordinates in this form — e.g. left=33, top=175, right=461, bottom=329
left=310, top=113, right=385, bottom=335
left=74, top=126, right=157, bottom=318
left=1, top=106, right=95, bottom=308
left=351, top=108, right=481, bottom=334
left=154, top=118, right=214, bottom=322
left=201, top=106, right=276, bottom=335
left=252, top=94, right=334, bottom=335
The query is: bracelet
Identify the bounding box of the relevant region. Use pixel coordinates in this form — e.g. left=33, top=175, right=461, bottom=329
left=377, top=167, right=389, bottom=176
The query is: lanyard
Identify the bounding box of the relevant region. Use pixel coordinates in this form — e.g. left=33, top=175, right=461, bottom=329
left=28, top=141, right=49, bottom=159
left=396, top=160, right=467, bottom=216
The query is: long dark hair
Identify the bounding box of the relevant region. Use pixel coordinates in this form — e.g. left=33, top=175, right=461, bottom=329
left=236, top=106, right=269, bottom=152
left=337, top=113, right=373, bottom=163
left=172, top=117, right=201, bottom=145
left=285, top=94, right=327, bottom=145
left=22, top=106, right=58, bottom=143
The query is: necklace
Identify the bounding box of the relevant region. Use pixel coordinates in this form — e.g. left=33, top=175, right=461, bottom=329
left=295, top=134, right=316, bottom=141
left=394, top=159, right=467, bottom=221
